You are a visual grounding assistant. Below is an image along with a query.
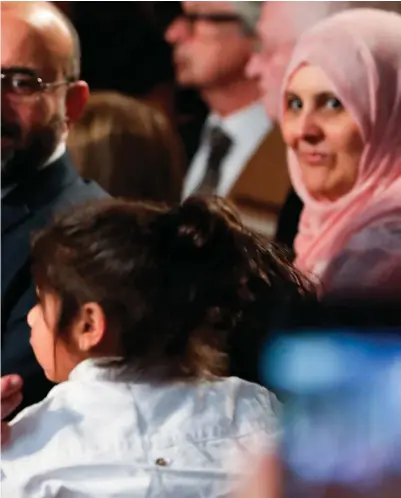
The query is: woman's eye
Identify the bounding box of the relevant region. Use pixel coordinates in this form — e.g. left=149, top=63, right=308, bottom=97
left=287, top=97, right=303, bottom=111
left=325, top=97, right=343, bottom=110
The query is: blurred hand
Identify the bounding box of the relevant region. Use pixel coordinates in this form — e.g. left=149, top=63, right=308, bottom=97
left=1, top=375, right=23, bottom=445
left=235, top=453, right=401, bottom=498
left=235, top=453, right=281, bottom=498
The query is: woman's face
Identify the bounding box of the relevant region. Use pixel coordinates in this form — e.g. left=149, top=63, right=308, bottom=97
left=281, top=65, right=364, bottom=201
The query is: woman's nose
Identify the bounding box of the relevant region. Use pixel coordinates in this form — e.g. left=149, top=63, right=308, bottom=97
left=296, top=112, right=324, bottom=142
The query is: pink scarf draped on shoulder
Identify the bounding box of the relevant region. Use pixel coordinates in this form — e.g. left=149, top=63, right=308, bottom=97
left=280, top=9, right=401, bottom=280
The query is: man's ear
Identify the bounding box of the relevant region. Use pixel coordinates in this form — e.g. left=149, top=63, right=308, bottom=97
left=75, top=302, right=106, bottom=352
left=66, top=80, right=89, bottom=125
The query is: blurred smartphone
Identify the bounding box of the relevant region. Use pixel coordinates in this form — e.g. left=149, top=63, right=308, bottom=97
left=262, top=299, right=401, bottom=498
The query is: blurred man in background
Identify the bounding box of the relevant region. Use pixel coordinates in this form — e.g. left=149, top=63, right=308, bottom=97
left=165, top=1, right=290, bottom=237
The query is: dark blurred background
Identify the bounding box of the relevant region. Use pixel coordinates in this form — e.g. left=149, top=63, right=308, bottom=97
left=54, top=1, right=208, bottom=165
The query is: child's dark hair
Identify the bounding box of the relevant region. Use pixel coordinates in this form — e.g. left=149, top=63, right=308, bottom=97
left=31, top=196, right=314, bottom=381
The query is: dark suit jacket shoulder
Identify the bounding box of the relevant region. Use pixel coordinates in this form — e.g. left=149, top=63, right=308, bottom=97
left=1, top=152, right=108, bottom=412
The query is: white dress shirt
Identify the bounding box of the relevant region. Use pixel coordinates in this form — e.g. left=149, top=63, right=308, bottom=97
left=2, top=359, right=281, bottom=498
left=44, top=141, right=66, bottom=168
left=183, top=102, right=272, bottom=199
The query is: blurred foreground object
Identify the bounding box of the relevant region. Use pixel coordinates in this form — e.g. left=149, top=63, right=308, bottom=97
left=260, top=298, right=401, bottom=498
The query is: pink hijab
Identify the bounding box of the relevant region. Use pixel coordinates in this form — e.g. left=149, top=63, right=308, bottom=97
left=280, top=9, right=401, bottom=280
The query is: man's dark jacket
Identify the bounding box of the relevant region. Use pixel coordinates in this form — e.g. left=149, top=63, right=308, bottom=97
left=2, top=152, right=107, bottom=412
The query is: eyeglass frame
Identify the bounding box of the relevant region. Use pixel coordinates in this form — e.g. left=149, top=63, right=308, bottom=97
left=177, top=12, right=255, bottom=37
left=1, top=66, right=77, bottom=100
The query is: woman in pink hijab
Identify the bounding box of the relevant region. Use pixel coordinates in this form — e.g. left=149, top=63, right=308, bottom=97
left=279, top=8, right=401, bottom=296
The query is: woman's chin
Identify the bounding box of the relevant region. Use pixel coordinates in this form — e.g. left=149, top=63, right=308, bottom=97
left=306, top=185, right=340, bottom=202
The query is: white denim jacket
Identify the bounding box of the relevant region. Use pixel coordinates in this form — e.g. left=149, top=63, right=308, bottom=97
left=2, top=359, right=280, bottom=498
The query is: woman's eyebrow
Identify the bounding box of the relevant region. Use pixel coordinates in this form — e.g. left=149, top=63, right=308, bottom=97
left=284, top=90, right=299, bottom=99
left=315, top=91, right=340, bottom=104
left=284, top=89, right=340, bottom=103
left=317, top=90, right=338, bottom=98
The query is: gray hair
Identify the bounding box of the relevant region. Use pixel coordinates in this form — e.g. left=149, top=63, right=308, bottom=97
left=232, top=1, right=264, bottom=35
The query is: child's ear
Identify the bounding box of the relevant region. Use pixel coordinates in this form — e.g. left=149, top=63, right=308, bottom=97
left=75, top=302, right=106, bottom=352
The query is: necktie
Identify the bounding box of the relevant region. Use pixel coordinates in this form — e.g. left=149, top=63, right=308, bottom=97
left=195, top=126, right=233, bottom=196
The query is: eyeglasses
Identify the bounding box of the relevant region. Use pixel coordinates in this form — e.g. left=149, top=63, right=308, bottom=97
left=178, top=11, right=251, bottom=33
left=253, top=39, right=264, bottom=54
left=1, top=68, right=75, bottom=100
left=181, top=12, right=243, bottom=25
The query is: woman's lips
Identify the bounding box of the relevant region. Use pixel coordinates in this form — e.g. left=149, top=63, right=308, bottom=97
left=298, top=151, right=330, bottom=165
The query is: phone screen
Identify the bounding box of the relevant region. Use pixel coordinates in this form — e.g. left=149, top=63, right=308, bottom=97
left=262, top=299, right=401, bottom=497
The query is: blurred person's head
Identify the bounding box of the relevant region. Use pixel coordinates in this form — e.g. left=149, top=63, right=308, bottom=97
left=28, top=197, right=313, bottom=383
left=246, top=2, right=349, bottom=118
left=67, top=91, right=184, bottom=204
left=165, top=2, right=261, bottom=115
left=246, top=2, right=401, bottom=119
left=1, top=1, right=88, bottom=187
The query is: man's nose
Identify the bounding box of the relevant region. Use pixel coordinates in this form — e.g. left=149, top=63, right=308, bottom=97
left=245, top=53, right=262, bottom=80
left=1, top=87, right=12, bottom=109
left=1, top=92, right=17, bottom=124
left=165, top=17, right=191, bottom=44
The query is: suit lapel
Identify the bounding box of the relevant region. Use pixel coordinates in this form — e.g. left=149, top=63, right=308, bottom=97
left=2, top=153, right=79, bottom=234
left=2, top=153, right=80, bottom=302
left=1, top=201, right=31, bottom=234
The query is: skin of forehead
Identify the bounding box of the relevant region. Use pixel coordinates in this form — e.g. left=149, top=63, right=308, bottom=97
left=2, top=1, right=74, bottom=76
left=183, top=1, right=235, bottom=14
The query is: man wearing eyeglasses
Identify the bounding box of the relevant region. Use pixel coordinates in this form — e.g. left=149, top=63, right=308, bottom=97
left=165, top=1, right=290, bottom=238
left=1, top=1, right=106, bottom=420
